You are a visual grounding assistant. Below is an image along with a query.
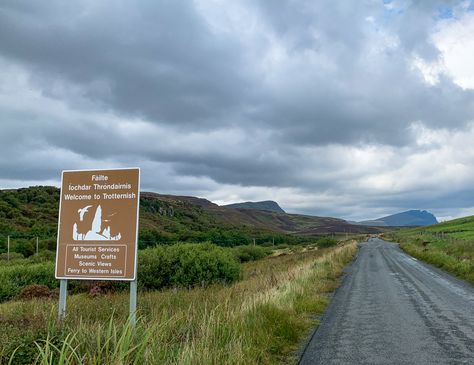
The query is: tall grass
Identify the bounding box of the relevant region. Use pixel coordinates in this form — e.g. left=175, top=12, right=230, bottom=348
left=34, top=333, right=82, bottom=365
left=386, top=231, right=474, bottom=284
left=1, top=242, right=358, bottom=364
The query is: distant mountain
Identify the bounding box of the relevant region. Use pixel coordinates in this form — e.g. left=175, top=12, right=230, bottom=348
left=223, top=200, right=286, bottom=214
left=358, top=210, right=438, bottom=227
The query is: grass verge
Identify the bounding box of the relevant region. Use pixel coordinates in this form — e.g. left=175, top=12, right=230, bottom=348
left=1, top=242, right=357, bottom=364
left=385, top=231, right=474, bottom=284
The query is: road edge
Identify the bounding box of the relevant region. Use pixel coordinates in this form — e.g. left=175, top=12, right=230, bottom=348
left=295, top=241, right=362, bottom=363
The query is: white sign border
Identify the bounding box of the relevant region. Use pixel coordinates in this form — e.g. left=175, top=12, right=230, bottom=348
left=54, top=167, right=140, bottom=281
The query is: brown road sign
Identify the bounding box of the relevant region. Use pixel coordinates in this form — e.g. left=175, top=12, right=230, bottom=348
left=55, top=168, right=140, bottom=280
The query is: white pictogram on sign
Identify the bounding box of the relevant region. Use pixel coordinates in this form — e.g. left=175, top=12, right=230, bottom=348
left=72, top=204, right=122, bottom=241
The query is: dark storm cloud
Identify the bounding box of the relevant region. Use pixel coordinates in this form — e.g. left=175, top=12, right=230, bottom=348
left=1, top=0, right=474, bottom=220
left=1, top=0, right=471, bottom=145
left=0, top=0, right=251, bottom=126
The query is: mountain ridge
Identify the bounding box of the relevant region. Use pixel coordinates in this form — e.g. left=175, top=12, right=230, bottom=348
left=223, top=200, right=285, bottom=213
left=358, top=209, right=438, bottom=227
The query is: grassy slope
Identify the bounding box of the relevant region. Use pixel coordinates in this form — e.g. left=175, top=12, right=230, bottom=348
left=385, top=216, right=474, bottom=284
left=140, top=192, right=381, bottom=236
left=409, top=215, right=474, bottom=239
left=0, top=242, right=358, bottom=364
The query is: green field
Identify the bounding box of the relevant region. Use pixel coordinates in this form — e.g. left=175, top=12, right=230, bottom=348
left=385, top=216, right=474, bottom=284
left=0, top=242, right=357, bottom=364
left=407, top=215, right=474, bottom=240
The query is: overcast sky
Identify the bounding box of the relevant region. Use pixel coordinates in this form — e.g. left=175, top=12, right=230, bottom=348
left=1, top=0, right=474, bottom=221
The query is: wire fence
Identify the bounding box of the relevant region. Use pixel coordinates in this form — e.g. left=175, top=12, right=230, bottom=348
left=412, top=230, right=474, bottom=245
left=0, top=234, right=304, bottom=256
left=0, top=229, right=355, bottom=262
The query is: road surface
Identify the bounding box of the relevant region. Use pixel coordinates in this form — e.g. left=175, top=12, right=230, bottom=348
left=299, top=238, right=474, bottom=365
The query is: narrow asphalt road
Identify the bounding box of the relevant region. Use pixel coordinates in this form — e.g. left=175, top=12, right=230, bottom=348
left=299, top=238, right=474, bottom=365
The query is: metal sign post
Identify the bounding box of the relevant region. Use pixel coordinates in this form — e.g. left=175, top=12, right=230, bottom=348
left=58, top=279, right=68, bottom=321
left=55, top=168, right=140, bottom=322
left=129, top=187, right=140, bottom=327
left=7, top=235, right=9, bottom=261
left=130, top=280, right=137, bottom=325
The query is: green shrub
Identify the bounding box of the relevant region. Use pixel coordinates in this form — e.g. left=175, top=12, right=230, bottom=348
left=316, top=237, right=338, bottom=248
left=17, top=284, right=52, bottom=300
left=0, top=262, right=56, bottom=302
left=27, top=250, right=56, bottom=263
left=0, top=243, right=241, bottom=303
left=139, top=243, right=241, bottom=290
left=232, top=245, right=271, bottom=262
left=12, top=239, right=35, bottom=257
left=0, top=252, right=25, bottom=261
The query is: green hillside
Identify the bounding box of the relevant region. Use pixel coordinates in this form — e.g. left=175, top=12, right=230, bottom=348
left=0, top=186, right=59, bottom=237
left=391, top=215, right=474, bottom=241
left=0, top=186, right=379, bottom=256
left=409, top=215, right=474, bottom=239
left=386, top=216, right=474, bottom=283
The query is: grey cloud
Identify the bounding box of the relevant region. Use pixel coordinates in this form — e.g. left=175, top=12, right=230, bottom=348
left=0, top=0, right=251, bottom=125
left=1, top=0, right=472, bottom=146
left=1, top=0, right=474, bottom=220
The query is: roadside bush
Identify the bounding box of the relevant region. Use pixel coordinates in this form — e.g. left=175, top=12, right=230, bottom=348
left=0, top=252, right=25, bottom=261
left=17, top=284, right=51, bottom=300
left=233, top=245, right=271, bottom=262
left=13, top=239, right=35, bottom=257
left=139, top=243, right=241, bottom=290
left=0, top=243, right=241, bottom=303
left=27, top=249, right=56, bottom=263
left=75, top=280, right=127, bottom=297
left=0, top=262, right=56, bottom=302
left=316, top=237, right=338, bottom=248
